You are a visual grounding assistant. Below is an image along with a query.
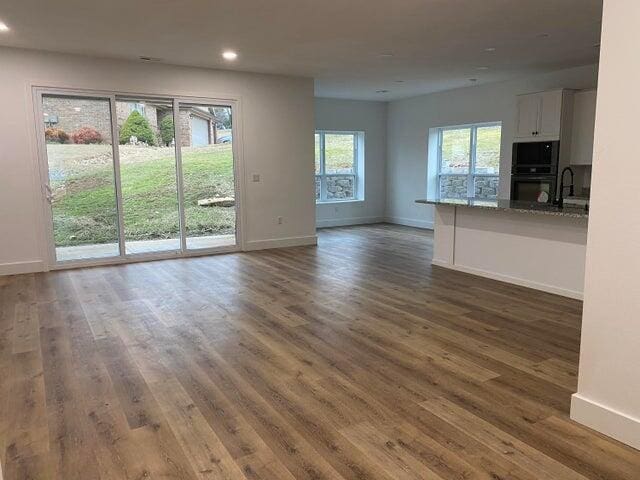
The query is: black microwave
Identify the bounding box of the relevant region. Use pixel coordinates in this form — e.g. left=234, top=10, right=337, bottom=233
left=511, top=175, right=557, bottom=204
left=512, top=141, right=559, bottom=175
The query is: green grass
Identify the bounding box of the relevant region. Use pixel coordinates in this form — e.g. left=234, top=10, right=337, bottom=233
left=50, top=135, right=347, bottom=248
left=49, top=144, right=235, bottom=246
left=441, top=125, right=501, bottom=173
left=315, top=133, right=356, bottom=174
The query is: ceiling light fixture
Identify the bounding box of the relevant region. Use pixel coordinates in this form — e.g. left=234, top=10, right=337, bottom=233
left=484, top=47, right=496, bottom=52
left=222, top=50, right=238, bottom=60
left=0, top=21, right=9, bottom=32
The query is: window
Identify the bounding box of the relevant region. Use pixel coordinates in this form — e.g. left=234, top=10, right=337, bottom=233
left=132, top=102, right=146, bottom=115
left=437, top=122, right=501, bottom=199
left=315, top=131, right=363, bottom=202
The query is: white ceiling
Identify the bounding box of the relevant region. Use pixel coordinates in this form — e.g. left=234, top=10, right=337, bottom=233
left=0, top=0, right=602, bottom=101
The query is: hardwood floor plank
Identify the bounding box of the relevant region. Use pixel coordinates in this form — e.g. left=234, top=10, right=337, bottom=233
left=419, top=396, right=590, bottom=480
left=340, top=422, right=447, bottom=480
left=4, top=350, right=48, bottom=462
left=1, top=224, right=639, bottom=480
left=39, top=323, right=101, bottom=480
left=11, top=303, right=40, bottom=355
left=149, top=378, right=248, bottom=480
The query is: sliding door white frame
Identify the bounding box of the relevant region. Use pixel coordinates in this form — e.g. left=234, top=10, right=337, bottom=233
left=109, top=95, right=128, bottom=258
left=172, top=98, right=189, bottom=254
left=174, top=95, right=245, bottom=253
left=32, top=86, right=246, bottom=271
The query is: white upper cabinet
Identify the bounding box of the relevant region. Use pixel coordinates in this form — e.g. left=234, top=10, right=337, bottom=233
left=538, top=90, right=564, bottom=137
left=516, top=95, right=541, bottom=139
left=515, top=90, right=565, bottom=141
left=570, top=89, right=597, bottom=165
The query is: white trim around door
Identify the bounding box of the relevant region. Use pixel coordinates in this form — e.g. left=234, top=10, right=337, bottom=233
left=32, top=86, right=246, bottom=271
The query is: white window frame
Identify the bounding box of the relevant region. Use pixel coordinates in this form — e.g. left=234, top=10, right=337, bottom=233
left=315, top=130, right=364, bottom=203
left=132, top=102, right=146, bottom=115
left=437, top=122, right=501, bottom=199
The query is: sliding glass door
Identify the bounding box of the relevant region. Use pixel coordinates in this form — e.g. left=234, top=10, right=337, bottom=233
left=178, top=103, right=236, bottom=250
left=116, top=98, right=181, bottom=254
left=41, top=94, right=121, bottom=262
left=37, top=90, right=239, bottom=266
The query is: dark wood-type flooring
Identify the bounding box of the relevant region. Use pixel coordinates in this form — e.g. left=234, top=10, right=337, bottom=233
left=1, top=224, right=639, bottom=479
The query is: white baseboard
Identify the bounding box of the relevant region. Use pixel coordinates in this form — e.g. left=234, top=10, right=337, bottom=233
left=431, top=259, right=584, bottom=300
left=316, top=216, right=384, bottom=228
left=0, top=260, right=45, bottom=276
left=385, top=216, right=434, bottom=230
left=571, top=393, right=640, bottom=450
left=244, top=235, right=317, bottom=251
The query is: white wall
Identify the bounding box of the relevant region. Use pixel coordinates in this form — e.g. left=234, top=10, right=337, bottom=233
left=314, top=98, right=387, bottom=227
left=571, top=0, right=640, bottom=450
left=0, top=47, right=316, bottom=275
left=386, top=64, right=599, bottom=229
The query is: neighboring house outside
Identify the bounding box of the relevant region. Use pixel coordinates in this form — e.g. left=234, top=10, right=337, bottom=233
left=42, top=97, right=114, bottom=142
left=42, top=97, right=219, bottom=147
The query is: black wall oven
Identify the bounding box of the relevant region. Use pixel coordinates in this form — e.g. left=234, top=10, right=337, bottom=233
left=511, top=141, right=559, bottom=203
left=511, top=176, right=557, bottom=203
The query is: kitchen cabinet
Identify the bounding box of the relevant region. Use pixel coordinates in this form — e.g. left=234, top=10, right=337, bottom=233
left=515, top=89, right=566, bottom=141
left=516, top=94, right=541, bottom=139
left=570, top=89, right=597, bottom=165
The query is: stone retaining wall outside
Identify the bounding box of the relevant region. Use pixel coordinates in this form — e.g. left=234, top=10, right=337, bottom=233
left=440, top=175, right=499, bottom=199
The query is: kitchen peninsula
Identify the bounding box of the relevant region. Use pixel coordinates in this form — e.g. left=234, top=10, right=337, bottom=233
left=416, top=198, right=589, bottom=299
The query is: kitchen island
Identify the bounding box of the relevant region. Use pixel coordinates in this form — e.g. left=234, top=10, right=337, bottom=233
left=416, top=198, right=589, bottom=299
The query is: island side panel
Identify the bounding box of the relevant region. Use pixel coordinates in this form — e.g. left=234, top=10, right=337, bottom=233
left=452, top=208, right=588, bottom=299
left=432, top=205, right=456, bottom=265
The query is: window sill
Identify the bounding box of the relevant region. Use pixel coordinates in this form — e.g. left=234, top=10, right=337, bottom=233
left=316, top=199, right=365, bottom=205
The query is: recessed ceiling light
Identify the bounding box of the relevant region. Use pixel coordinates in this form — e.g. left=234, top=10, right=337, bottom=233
left=484, top=47, right=496, bottom=52
left=0, top=21, right=9, bottom=32
left=375, top=89, right=389, bottom=94
left=476, top=66, right=489, bottom=70
left=222, top=51, right=238, bottom=60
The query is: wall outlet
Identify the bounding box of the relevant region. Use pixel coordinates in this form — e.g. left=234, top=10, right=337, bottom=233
left=252, top=174, right=260, bottom=182
left=277, top=216, right=283, bottom=225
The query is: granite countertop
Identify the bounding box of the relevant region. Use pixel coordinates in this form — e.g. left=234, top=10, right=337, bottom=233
left=415, top=198, right=589, bottom=218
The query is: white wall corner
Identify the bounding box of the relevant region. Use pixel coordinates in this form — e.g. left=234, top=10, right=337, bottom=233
left=571, top=394, right=640, bottom=451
